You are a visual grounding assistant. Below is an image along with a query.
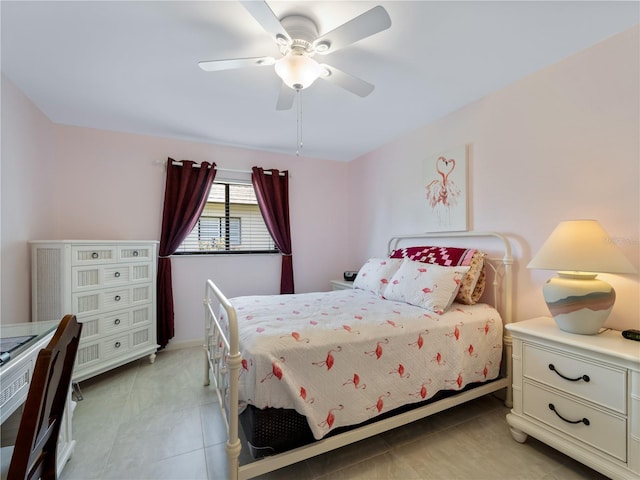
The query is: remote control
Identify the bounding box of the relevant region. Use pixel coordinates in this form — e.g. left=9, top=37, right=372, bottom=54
left=621, top=329, right=640, bottom=341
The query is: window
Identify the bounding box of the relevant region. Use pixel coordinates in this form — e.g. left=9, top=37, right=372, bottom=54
left=175, top=182, right=277, bottom=254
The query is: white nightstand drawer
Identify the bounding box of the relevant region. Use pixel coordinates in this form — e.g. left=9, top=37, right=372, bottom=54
left=523, top=381, right=626, bottom=462
left=523, top=344, right=626, bottom=413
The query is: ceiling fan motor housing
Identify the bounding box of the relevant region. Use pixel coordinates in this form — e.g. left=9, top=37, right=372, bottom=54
left=279, top=15, right=319, bottom=55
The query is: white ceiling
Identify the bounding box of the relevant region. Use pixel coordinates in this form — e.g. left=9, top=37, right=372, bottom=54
left=2, top=1, right=638, bottom=161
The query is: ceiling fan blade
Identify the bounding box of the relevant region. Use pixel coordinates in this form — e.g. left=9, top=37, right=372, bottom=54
left=319, top=65, right=375, bottom=97
left=313, top=6, right=391, bottom=55
left=239, top=0, right=291, bottom=46
left=276, top=83, right=295, bottom=110
left=198, top=57, right=275, bottom=72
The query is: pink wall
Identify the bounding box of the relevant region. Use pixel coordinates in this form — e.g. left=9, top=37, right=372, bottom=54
left=347, top=26, right=639, bottom=331
left=1, top=77, right=57, bottom=324
left=1, top=86, right=351, bottom=341
left=52, top=129, right=351, bottom=342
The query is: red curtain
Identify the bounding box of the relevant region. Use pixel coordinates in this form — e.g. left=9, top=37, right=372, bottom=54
left=252, top=167, right=294, bottom=294
left=157, top=158, right=217, bottom=347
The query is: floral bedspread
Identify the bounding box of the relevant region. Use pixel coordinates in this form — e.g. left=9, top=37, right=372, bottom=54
left=223, top=289, right=503, bottom=439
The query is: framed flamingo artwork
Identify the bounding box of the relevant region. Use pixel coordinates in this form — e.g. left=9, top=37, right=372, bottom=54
left=422, top=145, right=468, bottom=232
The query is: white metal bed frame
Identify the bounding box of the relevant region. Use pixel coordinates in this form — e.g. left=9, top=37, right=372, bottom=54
left=204, top=231, right=514, bottom=480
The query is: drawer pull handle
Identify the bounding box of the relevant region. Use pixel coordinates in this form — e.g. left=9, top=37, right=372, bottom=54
left=115, top=295, right=121, bottom=301
left=548, top=364, right=590, bottom=383
left=91, top=252, right=99, bottom=259
left=548, top=403, right=590, bottom=426
left=115, top=341, right=121, bottom=348
left=114, top=271, right=121, bottom=278
left=114, top=319, right=121, bottom=325
left=133, top=250, right=139, bottom=257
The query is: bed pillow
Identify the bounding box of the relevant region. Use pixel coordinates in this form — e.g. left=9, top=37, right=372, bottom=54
left=382, top=258, right=470, bottom=314
left=389, top=246, right=486, bottom=305
left=456, top=252, right=487, bottom=304
left=353, top=258, right=403, bottom=297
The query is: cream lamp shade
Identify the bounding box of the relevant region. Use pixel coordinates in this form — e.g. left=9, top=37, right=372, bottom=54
left=275, top=51, right=322, bottom=90
left=527, top=220, right=637, bottom=335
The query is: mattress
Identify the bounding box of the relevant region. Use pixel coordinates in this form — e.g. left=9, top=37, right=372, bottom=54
left=222, top=289, right=503, bottom=442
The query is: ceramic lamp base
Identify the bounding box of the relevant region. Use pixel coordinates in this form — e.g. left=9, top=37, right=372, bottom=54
left=542, top=272, right=615, bottom=335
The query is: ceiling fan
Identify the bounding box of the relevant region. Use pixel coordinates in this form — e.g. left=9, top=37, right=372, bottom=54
left=198, top=1, right=392, bottom=110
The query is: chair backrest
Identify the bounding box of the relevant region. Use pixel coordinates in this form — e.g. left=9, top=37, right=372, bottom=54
left=7, top=315, right=82, bottom=480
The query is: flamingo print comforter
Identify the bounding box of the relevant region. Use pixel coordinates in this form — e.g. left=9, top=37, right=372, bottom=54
left=226, top=289, right=502, bottom=440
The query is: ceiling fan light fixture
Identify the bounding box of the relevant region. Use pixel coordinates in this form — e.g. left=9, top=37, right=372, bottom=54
left=275, top=51, right=321, bottom=90
left=315, top=41, right=330, bottom=53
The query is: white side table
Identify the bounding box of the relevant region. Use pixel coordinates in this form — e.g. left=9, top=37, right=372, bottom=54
left=506, top=317, right=639, bottom=480
left=330, top=280, right=354, bottom=291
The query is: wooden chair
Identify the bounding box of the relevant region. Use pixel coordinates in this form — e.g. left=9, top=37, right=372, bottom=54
left=4, top=315, right=82, bottom=480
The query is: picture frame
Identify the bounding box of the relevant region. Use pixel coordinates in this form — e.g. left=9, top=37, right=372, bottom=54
left=422, top=145, right=468, bottom=232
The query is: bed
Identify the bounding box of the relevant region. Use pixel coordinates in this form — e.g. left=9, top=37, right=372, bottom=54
left=204, top=232, right=514, bottom=480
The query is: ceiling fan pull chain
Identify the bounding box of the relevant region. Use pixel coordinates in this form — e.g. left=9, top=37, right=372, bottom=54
left=296, top=88, right=303, bottom=156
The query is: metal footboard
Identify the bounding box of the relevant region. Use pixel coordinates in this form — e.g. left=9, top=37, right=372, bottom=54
left=204, top=279, right=242, bottom=480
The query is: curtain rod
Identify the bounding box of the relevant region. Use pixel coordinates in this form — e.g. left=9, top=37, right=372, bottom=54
left=217, top=167, right=288, bottom=177
left=157, top=160, right=289, bottom=177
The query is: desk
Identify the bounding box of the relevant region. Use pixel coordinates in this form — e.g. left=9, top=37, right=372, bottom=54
left=0, top=321, right=75, bottom=476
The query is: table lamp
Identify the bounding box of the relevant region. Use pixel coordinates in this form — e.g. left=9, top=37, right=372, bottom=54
left=527, top=220, right=637, bottom=335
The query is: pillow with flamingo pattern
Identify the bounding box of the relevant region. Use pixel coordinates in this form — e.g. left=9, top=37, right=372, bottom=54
left=353, top=258, right=403, bottom=297
left=383, top=258, right=470, bottom=314
left=389, top=246, right=486, bottom=305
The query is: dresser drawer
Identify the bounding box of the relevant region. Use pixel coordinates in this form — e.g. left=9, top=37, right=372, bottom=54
left=118, top=245, right=154, bottom=262
left=72, top=284, right=152, bottom=317
left=72, top=287, right=130, bottom=316
left=102, top=334, right=130, bottom=359
left=71, top=245, right=117, bottom=265
left=72, top=263, right=153, bottom=291
left=72, top=265, right=129, bottom=291
left=79, top=305, right=153, bottom=342
left=523, top=381, right=626, bottom=462
left=75, top=326, right=154, bottom=373
left=79, top=309, right=131, bottom=340
left=523, top=344, right=626, bottom=413
left=75, top=333, right=129, bottom=370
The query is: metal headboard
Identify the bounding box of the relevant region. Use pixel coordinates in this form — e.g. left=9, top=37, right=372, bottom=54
left=387, top=231, right=513, bottom=326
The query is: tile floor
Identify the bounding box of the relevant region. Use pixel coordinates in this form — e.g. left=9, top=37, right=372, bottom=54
left=56, top=346, right=607, bottom=480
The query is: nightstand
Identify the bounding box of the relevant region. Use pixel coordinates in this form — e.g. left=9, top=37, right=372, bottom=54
left=330, top=279, right=354, bottom=291
left=506, top=317, right=640, bottom=480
